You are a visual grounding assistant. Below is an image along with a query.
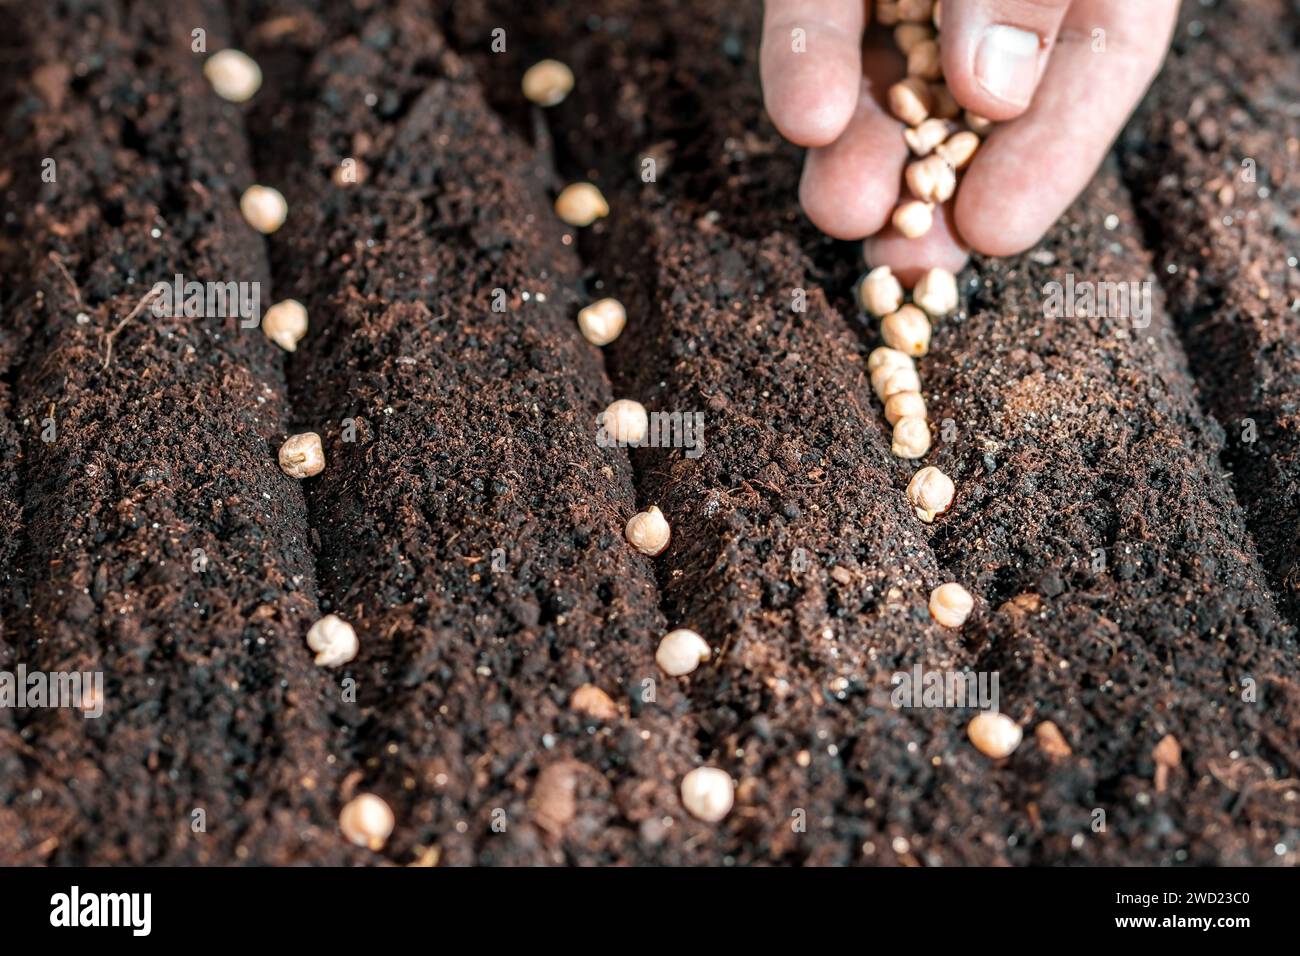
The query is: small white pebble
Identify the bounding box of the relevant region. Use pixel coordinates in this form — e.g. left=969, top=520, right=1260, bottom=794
left=626, top=505, right=671, bottom=556
left=577, top=297, right=626, bottom=346
left=262, top=298, right=308, bottom=352
left=307, top=614, right=358, bottom=667
left=680, top=767, right=734, bottom=823
left=521, top=59, right=574, bottom=107
left=240, top=185, right=287, bottom=234
left=204, top=49, right=262, bottom=103
left=339, top=792, right=394, bottom=850
left=967, top=712, right=1022, bottom=759
left=929, top=582, right=974, bottom=627
left=555, top=182, right=609, bottom=227
left=656, top=628, right=711, bottom=676
left=279, top=432, right=325, bottom=479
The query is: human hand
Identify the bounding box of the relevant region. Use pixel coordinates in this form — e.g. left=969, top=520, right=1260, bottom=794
left=760, top=0, right=1179, bottom=283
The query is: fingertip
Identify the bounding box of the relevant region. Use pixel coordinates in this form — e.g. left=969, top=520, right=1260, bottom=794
left=767, top=83, right=858, bottom=147
left=799, top=151, right=897, bottom=240
left=862, top=202, right=969, bottom=287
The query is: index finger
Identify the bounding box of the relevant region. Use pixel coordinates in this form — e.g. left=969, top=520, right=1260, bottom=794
left=761, top=0, right=869, bottom=147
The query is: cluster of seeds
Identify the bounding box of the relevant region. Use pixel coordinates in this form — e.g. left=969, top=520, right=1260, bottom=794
left=878, top=0, right=990, bottom=238
left=860, top=263, right=957, bottom=466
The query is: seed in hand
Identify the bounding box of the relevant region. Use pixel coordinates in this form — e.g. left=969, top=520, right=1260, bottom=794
left=892, top=199, right=934, bottom=239
left=906, top=155, right=956, bottom=204
left=888, top=77, right=933, bottom=126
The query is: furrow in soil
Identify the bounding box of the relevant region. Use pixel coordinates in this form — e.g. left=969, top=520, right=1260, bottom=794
left=233, top=0, right=708, bottom=865
left=448, top=1, right=1025, bottom=865
left=1120, top=0, right=1300, bottom=630
left=0, top=0, right=352, bottom=864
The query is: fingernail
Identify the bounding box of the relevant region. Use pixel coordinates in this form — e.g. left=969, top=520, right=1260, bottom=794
left=974, top=24, right=1041, bottom=108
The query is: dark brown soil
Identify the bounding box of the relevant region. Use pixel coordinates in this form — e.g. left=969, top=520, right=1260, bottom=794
left=0, top=0, right=1298, bottom=865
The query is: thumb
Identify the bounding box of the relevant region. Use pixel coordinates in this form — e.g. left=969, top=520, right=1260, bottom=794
left=940, top=0, right=1072, bottom=121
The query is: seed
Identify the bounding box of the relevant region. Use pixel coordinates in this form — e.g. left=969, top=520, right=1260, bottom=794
left=577, top=297, right=626, bottom=346
left=885, top=390, right=928, bottom=426
left=262, top=298, right=308, bottom=352
left=907, top=40, right=943, bottom=81
left=521, top=59, right=574, bottom=107
left=913, top=267, right=959, bottom=318
left=680, top=767, right=734, bottom=823
left=881, top=304, right=932, bottom=356
left=339, top=793, right=395, bottom=850
left=1035, top=721, right=1073, bottom=758
left=625, top=505, right=671, bottom=556
left=929, top=82, right=960, bottom=120
left=859, top=265, right=904, bottom=317
left=888, top=77, right=932, bottom=126
left=892, top=199, right=934, bottom=239
left=932, top=0, right=943, bottom=30
left=935, top=130, right=980, bottom=170
left=868, top=345, right=914, bottom=375
left=204, top=49, right=262, bottom=103
left=906, top=155, right=956, bottom=204
left=894, top=23, right=933, bottom=55
left=903, top=118, right=952, bottom=157
left=601, top=398, right=648, bottom=444
left=892, top=415, right=932, bottom=459
left=570, top=683, right=619, bottom=720
left=897, top=0, right=933, bottom=24
left=929, top=582, right=974, bottom=627
left=306, top=614, right=358, bottom=667
left=967, top=712, right=1022, bottom=759
left=906, top=465, right=954, bottom=522
left=279, top=432, right=325, bottom=479
left=656, top=628, right=711, bottom=676
left=873, top=363, right=922, bottom=401
left=1153, top=733, right=1181, bottom=793
left=965, top=110, right=994, bottom=135
left=554, top=182, right=609, bottom=227
left=877, top=0, right=900, bottom=25
left=240, top=185, right=288, bottom=234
